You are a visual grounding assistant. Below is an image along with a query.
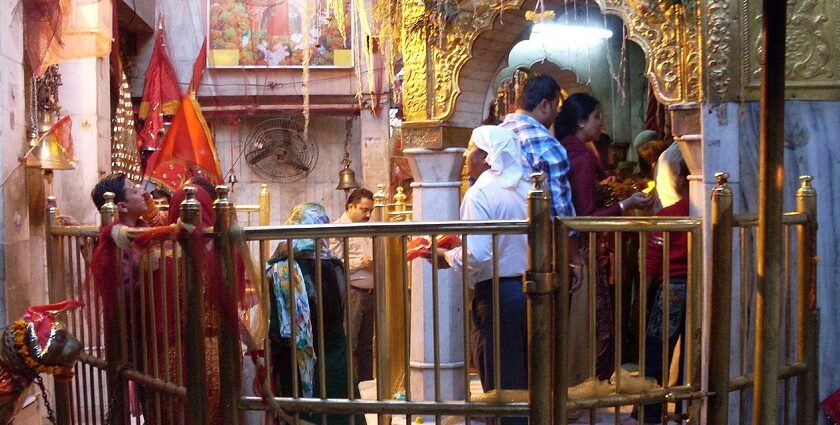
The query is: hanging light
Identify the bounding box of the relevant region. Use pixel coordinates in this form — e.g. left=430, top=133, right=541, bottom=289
left=336, top=117, right=360, bottom=192
left=529, top=22, right=613, bottom=43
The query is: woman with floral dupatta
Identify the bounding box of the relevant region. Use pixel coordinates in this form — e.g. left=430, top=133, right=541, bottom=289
left=266, top=203, right=360, bottom=425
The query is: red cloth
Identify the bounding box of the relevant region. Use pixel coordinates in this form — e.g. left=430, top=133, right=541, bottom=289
left=822, top=387, right=840, bottom=423
left=45, top=115, right=75, bottom=162
left=560, top=135, right=622, bottom=217
left=166, top=184, right=215, bottom=226
left=188, top=40, right=208, bottom=94
left=137, top=27, right=181, bottom=151
left=406, top=235, right=460, bottom=261
left=144, top=95, right=223, bottom=192
left=646, top=198, right=689, bottom=279
left=25, top=300, right=84, bottom=348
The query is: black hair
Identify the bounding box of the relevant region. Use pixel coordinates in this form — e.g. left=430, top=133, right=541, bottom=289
left=481, top=100, right=501, bottom=125
left=150, top=189, right=172, bottom=203
left=91, top=173, right=127, bottom=210
left=345, top=188, right=374, bottom=211
left=185, top=176, right=217, bottom=200
left=515, top=74, right=561, bottom=112
left=554, top=93, right=601, bottom=140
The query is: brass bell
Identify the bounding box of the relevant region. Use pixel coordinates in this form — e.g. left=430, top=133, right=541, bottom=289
left=26, top=111, right=75, bottom=171
left=336, top=155, right=360, bottom=191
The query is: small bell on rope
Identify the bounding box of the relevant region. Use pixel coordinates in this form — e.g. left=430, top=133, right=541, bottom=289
left=336, top=116, right=359, bottom=193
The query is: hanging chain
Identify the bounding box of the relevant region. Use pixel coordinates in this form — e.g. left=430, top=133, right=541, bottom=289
left=34, top=375, right=57, bottom=425
left=29, top=75, right=39, bottom=142
left=342, top=116, right=354, bottom=164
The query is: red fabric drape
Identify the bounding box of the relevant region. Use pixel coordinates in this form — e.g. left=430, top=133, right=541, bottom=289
left=144, top=95, right=223, bottom=192
left=188, top=40, right=208, bottom=94
left=137, top=25, right=181, bottom=151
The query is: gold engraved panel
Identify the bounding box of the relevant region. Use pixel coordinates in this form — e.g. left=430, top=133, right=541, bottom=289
left=595, top=0, right=703, bottom=104
left=402, top=121, right=473, bottom=149
left=401, top=0, right=432, bottom=122
left=704, top=0, right=737, bottom=101
left=744, top=0, right=840, bottom=98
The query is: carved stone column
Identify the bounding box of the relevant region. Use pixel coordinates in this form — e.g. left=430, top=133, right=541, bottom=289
left=404, top=146, right=466, bottom=405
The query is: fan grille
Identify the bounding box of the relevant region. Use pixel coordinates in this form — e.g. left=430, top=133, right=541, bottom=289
left=244, top=117, right=318, bottom=182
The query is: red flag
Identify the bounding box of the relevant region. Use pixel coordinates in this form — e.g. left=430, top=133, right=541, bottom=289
left=49, top=115, right=75, bottom=161
left=137, top=21, right=181, bottom=151
left=144, top=94, right=223, bottom=192
left=188, top=40, right=208, bottom=94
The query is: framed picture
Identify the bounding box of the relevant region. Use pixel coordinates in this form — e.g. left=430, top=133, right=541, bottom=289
left=207, top=0, right=352, bottom=68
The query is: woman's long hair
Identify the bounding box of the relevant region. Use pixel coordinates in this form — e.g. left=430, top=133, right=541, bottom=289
left=554, top=93, right=601, bottom=140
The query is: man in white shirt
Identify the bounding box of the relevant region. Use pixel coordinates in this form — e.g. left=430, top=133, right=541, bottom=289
left=330, top=188, right=375, bottom=382
left=653, top=142, right=683, bottom=211
left=431, top=126, right=529, bottom=425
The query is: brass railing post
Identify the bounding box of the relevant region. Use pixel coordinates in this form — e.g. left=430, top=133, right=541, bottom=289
left=45, top=197, right=72, bottom=424
left=180, top=187, right=208, bottom=424
left=215, top=186, right=240, bottom=425
left=100, top=192, right=128, bottom=423
left=796, top=175, right=818, bottom=425
left=372, top=183, right=391, bottom=424
left=524, top=172, right=554, bottom=425
left=258, top=184, right=271, bottom=266
left=708, top=172, right=733, bottom=425
left=755, top=0, right=786, bottom=421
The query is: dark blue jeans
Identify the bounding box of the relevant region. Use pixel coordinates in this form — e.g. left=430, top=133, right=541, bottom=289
left=473, top=276, right=528, bottom=424
left=638, top=277, right=687, bottom=423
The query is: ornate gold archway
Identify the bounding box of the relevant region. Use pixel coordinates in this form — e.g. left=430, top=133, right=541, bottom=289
left=400, top=0, right=703, bottom=149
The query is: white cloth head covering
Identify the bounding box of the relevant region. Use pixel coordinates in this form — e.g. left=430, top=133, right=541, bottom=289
left=470, top=125, right=527, bottom=189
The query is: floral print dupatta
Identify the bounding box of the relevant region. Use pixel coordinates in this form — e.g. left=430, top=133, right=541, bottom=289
left=265, top=203, right=336, bottom=397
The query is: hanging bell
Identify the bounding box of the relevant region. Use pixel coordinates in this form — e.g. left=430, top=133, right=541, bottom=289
left=26, top=111, right=75, bottom=171
left=336, top=157, right=360, bottom=191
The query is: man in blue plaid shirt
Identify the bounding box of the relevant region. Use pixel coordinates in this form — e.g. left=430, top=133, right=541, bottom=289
left=500, top=74, right=576, bottom=218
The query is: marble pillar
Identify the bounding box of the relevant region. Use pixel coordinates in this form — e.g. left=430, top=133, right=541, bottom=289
left=55, top=58, right=111, bottom=223
left=700, top=100, right=840, bottom=421
left=0, top=0, right=25, bottom=323
left=404, top=147, right=466, bottom=403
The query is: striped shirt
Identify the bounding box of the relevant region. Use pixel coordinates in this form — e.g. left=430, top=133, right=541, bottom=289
left=500, top=113, right=576, bottom=218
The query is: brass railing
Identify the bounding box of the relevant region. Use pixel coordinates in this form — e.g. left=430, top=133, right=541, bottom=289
left=707, top=173, right=820, bottom=425
left=43, top=172, right=819, bottom=425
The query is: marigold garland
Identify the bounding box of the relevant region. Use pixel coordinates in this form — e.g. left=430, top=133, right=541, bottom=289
left=11, top=319, right=74, bottom=379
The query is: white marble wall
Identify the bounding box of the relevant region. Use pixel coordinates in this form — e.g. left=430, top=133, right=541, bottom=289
left=213, top=115, right=364, bottom=224
left=702, top=101, right=840, bottom=415
left=0, top=0, right=24, bottom=325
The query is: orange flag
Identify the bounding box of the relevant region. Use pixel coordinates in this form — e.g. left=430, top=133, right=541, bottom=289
left=137, top=22, right=181, bottom=151
left=144, top=94, right=222, bottom=192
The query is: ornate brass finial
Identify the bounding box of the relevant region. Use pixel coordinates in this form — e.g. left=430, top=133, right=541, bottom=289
left=393, top=187, right=408, bottom=210
left=530, top=172, right=546, bottom=189
left=798, top=175, right=815, bottom=197
left=714, top=172, right=729, bottom=186
left=215, top=185, right=230, bottom=201
left=373, top=184, right=388, bottom=207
